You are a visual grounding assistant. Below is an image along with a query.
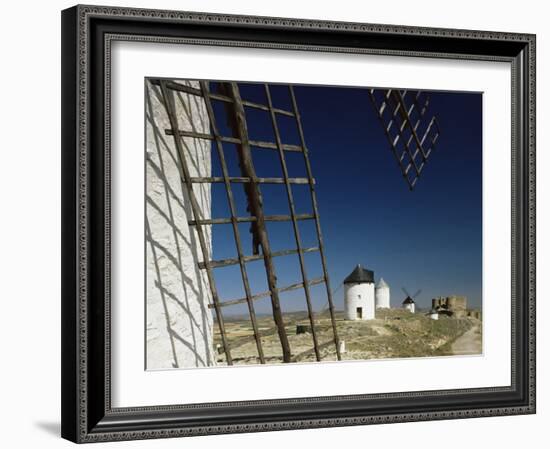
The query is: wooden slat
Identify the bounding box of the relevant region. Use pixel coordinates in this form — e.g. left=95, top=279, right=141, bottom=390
left=392, top=90, right=428, bottom=167
left=199, top=246, right=319, bottom=269
left=150, top=79, right=233, bottom=103
left=165, top=129, right=303, bottom=152
left=188, top=176, right=313, bottom=185
left=211, top=276, right=326, bottom=308
left=265, top=84, right=322, bottom=362
left=165, top=129, right=241, bottom=145
left=250, top=141, right=302, bottom=152
left=222, top=82, right=292, bottom=363
left=188, top=213, right=314, bottom=226
left=241, top=99, right=295, bottom=117
left=369, top=89, right=424, bottom=191
left=199, top=80, right=266, bottom=364
left=289, top=85, right=342, bottom=361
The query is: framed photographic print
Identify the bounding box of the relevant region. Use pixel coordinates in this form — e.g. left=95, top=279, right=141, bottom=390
left=61, top=4, right=536, bottom=443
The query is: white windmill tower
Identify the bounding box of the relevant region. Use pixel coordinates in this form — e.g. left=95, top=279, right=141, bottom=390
left=401, top=288, right=421, bottom=314
left=375, top=278, right=391, bottom=309
left=344, top=264, right=375, bottom=320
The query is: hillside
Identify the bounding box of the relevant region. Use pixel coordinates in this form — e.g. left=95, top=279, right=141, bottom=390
left=214, top=308, right=482, bottom=365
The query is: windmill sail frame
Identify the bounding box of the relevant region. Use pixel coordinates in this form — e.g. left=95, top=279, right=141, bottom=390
left=156, top=79, right=441, bottom=365
left=156, top=79, right=342, bottom=364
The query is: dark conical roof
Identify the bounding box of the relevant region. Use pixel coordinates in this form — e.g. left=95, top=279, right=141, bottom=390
left=344, top=264, right=374, bottom=284
left=402, top=296, right=415, bottom=304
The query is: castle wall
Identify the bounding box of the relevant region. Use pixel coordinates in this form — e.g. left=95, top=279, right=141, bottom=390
left=431, top=296, right=481, bottom=319
left=433, top=296, right=468, bottom=314
left=447, top=295, right=467, bottom=311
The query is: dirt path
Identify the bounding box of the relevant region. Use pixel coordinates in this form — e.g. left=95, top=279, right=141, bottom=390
left=451, top=323, right=482, bottom=355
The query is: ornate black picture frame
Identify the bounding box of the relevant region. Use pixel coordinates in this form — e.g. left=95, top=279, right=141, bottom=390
left=61, top=4, right=536, bottom=443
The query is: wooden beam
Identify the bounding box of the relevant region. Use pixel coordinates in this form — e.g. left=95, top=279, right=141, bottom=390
left=221, top=82, right=293, bottom=363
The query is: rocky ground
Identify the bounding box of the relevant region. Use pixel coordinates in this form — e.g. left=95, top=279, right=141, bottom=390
left=214, top=308, right=482, bottom=366
left=449, top=322, right=483, bottom=355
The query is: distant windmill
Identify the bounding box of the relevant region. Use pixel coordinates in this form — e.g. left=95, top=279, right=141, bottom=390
left=401, top=287, right=422, bottom=314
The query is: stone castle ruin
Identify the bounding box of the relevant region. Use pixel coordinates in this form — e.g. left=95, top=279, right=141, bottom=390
left=432, top=296, right=481, bottom=319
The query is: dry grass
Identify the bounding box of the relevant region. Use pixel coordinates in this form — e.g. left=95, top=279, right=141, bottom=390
left=214, top=308, right=481, bottom=366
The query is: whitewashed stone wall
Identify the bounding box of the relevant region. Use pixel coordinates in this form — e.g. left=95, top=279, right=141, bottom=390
left=403, top=302, right=416, bottom=314
left=375, top=279, right=390, bottom=309
left=344, top=282, right=375, bottom=320
left=145, top=80, right=215, bottom=370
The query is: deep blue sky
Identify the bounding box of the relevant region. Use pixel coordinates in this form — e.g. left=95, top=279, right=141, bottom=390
left=207, top=82, right=482, bottom=314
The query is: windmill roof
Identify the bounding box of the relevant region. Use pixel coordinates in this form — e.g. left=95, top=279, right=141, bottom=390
left=376, top=278, right=389, bottom=288
left=344, top=264, right=374, bottom=284
left=402, top=296, right=415, bottom=304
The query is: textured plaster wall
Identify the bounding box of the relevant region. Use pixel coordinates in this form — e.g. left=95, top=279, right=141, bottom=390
left=403, top=303, right=416, bottom=313
left=344, top=283, right=375, bottom=320
left=145, top=80, right=215, bottom=370
left=375, top=285, right=390, bottom=309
